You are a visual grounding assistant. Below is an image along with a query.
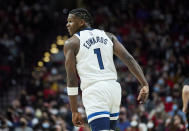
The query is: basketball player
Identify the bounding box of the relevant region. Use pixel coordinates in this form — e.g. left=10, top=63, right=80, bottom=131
left=64, top=8, right=149, bottom=131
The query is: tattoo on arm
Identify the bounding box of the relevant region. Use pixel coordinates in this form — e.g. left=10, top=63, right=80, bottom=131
left=64, top=40, right=78, bottom=87
left=64, top=38, right=79, bottom=113
left=125, top=54, right=147, bottom=86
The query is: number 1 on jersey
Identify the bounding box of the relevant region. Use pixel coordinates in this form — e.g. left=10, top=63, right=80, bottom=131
left=94, top=48, right=104, bottom=70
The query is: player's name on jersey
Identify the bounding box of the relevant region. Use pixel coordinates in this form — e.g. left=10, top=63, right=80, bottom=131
left=83, top=36, right=108, bottom=49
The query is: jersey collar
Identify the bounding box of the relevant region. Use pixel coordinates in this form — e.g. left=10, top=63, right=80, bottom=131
left=76, top=28, right=93, bottom=36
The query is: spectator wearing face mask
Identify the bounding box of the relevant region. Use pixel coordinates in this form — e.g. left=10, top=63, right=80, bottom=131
left=168, top=103, right=186, bottom=123
left=41, top=119, right=51, bottom=131
left=147, top=120, right=155, bottom=131
left=127, top=120, right=140, bottom=131
left=165, top=114, right=185, bottom=131
left=116, top=106, right=130, bottom=131
left=15, top=117, right=33, bottom=131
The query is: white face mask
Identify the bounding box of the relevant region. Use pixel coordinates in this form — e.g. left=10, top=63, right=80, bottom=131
left=60, top=107, right=68, bottom=114
left=42, top=122, right=50, bottom=129
left=147, top=121, right=154, bottom=129
left=51, top=68, right=57, bottom=75
left=131, top=120, right=138, bottom=127
left=49, top=108, right=58, bottom=115
left=32, top=118, right=39, bottom=126
left=172, top=104, right=178, bottom=111
left=7, top=120, right=13, bottom=127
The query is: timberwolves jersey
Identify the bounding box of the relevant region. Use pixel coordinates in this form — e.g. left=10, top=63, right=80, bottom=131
left=74, top=28, right=117, bottom=90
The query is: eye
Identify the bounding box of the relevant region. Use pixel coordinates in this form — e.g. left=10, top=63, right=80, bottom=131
left=68, top=20, right=72, bottom=24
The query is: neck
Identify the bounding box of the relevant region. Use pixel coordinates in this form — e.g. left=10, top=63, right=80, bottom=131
left=79, top=25, right=91, bottom=31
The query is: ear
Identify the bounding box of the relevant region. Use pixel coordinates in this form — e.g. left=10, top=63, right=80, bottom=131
left=79, top=19, right=85, bottom=27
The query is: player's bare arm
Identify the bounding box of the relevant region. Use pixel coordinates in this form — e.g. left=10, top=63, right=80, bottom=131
left=106, top=32, right=149, bottom=103
left=182, top=85, right=189, bottom=113
left=64, top=36, right=84, bottom=127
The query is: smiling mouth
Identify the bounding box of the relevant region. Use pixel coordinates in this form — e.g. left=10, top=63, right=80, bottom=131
left=68, top=29, right=72, bottom=33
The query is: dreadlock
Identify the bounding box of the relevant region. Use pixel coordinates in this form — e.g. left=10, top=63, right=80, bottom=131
left=69, top=8, right=93, bottom=26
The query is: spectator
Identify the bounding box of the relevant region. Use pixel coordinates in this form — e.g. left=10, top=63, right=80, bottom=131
left=165, top=114, right=185, bottom=131
left=116, top=106, right=130, bottom=131
left=15, top=117, right=33, bottom=131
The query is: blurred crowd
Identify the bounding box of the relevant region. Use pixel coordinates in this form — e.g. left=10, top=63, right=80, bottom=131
left=0, top=0, right=53, bottom=96
left=0, top=0, right=189, bottom=131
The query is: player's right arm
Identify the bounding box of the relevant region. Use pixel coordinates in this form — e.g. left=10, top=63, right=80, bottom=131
left=106, top=32, right=149, bottom=103
left=64, top=36, right=84, bottom=127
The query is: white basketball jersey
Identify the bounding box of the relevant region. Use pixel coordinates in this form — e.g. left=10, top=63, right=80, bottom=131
left=74, top=28, right=117, bottom=90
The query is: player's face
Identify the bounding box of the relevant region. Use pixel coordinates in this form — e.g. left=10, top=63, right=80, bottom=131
left=66, top=14, right=83, bottom=36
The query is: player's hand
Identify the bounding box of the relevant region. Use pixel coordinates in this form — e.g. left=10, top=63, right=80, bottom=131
left=72, top=112, right=84, bottom=127
left=137, top=86, right=149, bottom=104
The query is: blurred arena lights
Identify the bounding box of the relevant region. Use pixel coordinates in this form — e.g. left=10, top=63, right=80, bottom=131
left=63, top=35, right=68, bottom=40
left=57, top=35, right=68, bottom=45
left=36, top=35, right=67, bottom=67
left=43, top=56, right=50, bottom=63
left=50, top=43, right=59, bottom=54
left=38, top=61, right=44, bottom=67
left=44, top=52, right=50, bottom=57
left=56, top=35, right=62, bottom=40
left=57, top=39, right=65, bottom=45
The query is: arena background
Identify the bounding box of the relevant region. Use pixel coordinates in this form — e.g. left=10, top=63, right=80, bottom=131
left=0, top=0, right=189, bottom=130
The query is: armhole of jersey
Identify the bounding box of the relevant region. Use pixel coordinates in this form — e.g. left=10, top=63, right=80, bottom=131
left=104, top=31, right=114, bottom=46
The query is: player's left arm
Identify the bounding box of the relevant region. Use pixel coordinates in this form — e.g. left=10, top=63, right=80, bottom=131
left=64, top=36, right=84, bottom=127
left=182, top=79, right=189, bottom=113
left=182, top=85, right=189, bottom=113
left=106, top=32, right=149, bottom=103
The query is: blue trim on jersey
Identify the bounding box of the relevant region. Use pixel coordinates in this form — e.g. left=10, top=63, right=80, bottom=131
left=75, top=28, right=93, bottom=36
left=110, top=112, right=119, bottom=117
left=76, top=31, right=80, bottom=36
left=89, top=117, right=110, bottom=131
left=88, top=111, right=109, bottom=120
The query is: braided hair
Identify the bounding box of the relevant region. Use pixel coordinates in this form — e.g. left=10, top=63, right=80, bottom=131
left=69, top=8, right=93, bottom=26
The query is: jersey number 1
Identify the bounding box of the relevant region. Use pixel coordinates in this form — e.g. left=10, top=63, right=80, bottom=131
left=94, top=48, right=104, bottom=70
